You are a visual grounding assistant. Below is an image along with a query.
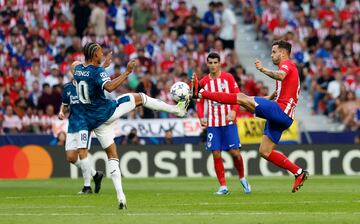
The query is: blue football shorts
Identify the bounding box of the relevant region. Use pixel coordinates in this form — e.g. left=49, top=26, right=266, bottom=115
left=254, top=96, right=293, bottom=144
left=206, top=124, right=241, bottom=151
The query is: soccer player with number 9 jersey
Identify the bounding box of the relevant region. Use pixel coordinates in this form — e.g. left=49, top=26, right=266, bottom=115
left=196, top=52, right=251, bottom=195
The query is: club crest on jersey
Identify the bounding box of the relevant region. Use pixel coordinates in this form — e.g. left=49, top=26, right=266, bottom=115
left=281, top=65, right=289, bottom=71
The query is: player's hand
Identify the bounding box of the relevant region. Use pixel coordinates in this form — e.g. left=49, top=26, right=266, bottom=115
left=255, top=58, right=263, bottom=72
left=103, top=51, right=113, bottom=68
left=126, top=59, right=136, bottom=73
left=200, top=118, right=207, bottom=127
left=58, top=111, right=65, bottom=120
left=226, top=110, right=236, bottom=122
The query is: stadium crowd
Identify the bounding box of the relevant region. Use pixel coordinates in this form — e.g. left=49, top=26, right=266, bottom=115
left=0, top=0, right=268, bottom=134
left=241, top=0, right=360, bottom=131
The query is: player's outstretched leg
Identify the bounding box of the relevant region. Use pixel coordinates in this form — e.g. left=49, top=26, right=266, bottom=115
left=137, top=93, right=190, bottom=117
left=191, top=73, right=238, bottom=105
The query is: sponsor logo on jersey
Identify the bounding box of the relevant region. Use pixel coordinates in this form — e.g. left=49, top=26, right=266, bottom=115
left=100, top=72, right=108, bottom=78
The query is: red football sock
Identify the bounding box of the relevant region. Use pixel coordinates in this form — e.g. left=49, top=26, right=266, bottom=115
left=267, top=150, right=300, bottom=174
left=214, top=157, right=226, bottom=186
left=233, top=155, right=245, bottom=179
left=201, top=91, right=238, bottom=105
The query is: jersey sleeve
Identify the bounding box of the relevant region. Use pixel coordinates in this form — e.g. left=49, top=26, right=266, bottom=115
left=61, top=84, right=71, bottom=105
left=95, top=67, right=111, bottom=90
left=278, top=61, right=291, bottom=76
left=227, top=74, right=240, bottom=112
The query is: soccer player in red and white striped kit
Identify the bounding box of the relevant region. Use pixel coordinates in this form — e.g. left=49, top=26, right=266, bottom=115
left=196, top=52, right=251, bottom=195
left=192, top=41, right=308, bottom=193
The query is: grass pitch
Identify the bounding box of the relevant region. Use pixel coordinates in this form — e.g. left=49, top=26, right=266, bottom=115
left=0, top=176, right=359, bottom=224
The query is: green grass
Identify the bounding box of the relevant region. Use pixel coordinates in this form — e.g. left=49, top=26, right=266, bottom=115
left=0, top=176, right=359, bottom=224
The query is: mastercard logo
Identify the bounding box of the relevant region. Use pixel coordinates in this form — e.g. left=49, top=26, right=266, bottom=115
left=0, top=145, right=53, bottom=179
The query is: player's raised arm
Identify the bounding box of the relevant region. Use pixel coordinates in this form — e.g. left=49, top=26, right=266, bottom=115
left=103, top=59, right=136, bottom=92
left=255, top=58, right=287, bottom=81
left=255, top=40, right=293, bottom=81
left=70, top=61, right=82, bottom=76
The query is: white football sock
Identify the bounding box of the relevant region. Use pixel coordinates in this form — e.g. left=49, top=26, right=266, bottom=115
left=73, top=159, right=82, bottom=169
left=74, top=158, right=96, bottom=177
left=140, top=93, right=178, bottom=113
left=80, top=157, right=92, bottom=187
left=91, top=168, right=96, bottom=177
left=108, top=159, right=124, bottom=202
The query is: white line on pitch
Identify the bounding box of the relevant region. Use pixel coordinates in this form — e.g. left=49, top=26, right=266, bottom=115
left=0, top=205, right=95, bottom=209
left=4, top=195, right=83, bottom=199
left=166, top=200, right=359, bottom=206
left=1, top=212, right=360, bottom=216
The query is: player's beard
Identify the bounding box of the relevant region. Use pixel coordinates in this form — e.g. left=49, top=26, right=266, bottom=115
left=272, top=57, right=280, bottom=65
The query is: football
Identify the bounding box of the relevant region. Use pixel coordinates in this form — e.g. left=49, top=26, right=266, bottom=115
left=170, top=81, right=190, bottom=102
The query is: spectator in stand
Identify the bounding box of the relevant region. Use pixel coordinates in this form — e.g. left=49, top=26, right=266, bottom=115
left=326, top=71, right=345, bottom=117
left=21, top=107, right=40, bottom=133
left=45, top=64, right=61, bottom=87
left=27, top=81, right=42, bottom=108
left=163, top=128, right=173, bottom=144
left=89, top=0, right=107, bottom=37
left=217, top=2, right=237, bottom=50
left=126, top=128, right=142, bottom=145
left=312, top=68, right=334, bottom=115
left=13, top=97, right=27, bottom=118
left=336, top=90, right=360, bottom=130
left=38, top=83, right=61, bottom=114
left=175, top=1, right=191, bottom=26
left=131, top=0, right=152, bottom=34
left=2, top=105, right=22, bottom=133
left=113, top=0, right=127, bottom=37
left=184, top=6, right=202, bottom=35
left=73, top=0, right=92, bottom=37
left=136, top=71, right=159, bottom=118
left=40, top=104, right=57, bottom=134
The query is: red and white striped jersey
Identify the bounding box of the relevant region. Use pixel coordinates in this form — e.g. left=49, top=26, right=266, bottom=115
left=275, top=59, right=300, bottom=119
left=197, top=71, right=240, bottom=127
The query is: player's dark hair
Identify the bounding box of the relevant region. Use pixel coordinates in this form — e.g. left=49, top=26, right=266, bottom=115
left=272, top=40, right=292, bottom=54
left=83, top=42, right=100, bottom=61
left=207, top=52, right=221, bottom=62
